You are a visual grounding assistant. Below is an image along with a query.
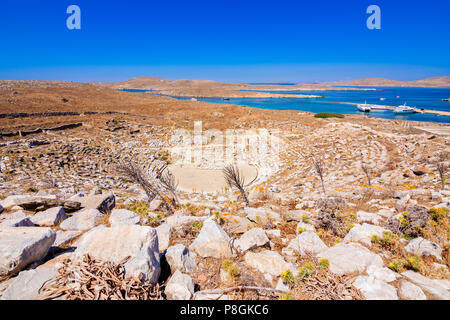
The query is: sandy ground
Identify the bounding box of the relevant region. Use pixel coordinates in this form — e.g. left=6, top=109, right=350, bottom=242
left=169, top=163, right=257, bottom=193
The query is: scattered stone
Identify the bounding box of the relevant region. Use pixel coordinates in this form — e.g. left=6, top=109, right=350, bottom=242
left=0, top=268, right=58, bottom=300
left=190, top=220, right=233, bottom=258
left=30, top=207, right=67, bottom=227
left=109, top=209, right=140, bottom=227
left=296, top=221, right=315, bottom=233
left=343, top=223, right=387, bottom=246
left=401, top=270, right=450, bottom=300
left=317, top=242, right=383, bottom=275
left=0, top=211, right=34, bottom=227
left=62, top=201, right=81, bottom=213
left=165, top=270, right=194, bottom=300
left=366, top=265, right=399, bottom=283
left=235, top=228, right=269, bottom=252
left=283, top=232, right=328, bottom=256
left=398, top=280, right=427, bottom=300
left=244, top=207, right=281, bottom=224
left=59, top=209, right=103, bottom=231
left=353, top=276, right=398, bottom=300
left=74, top=225, right=160, bottom=284
left=357, top=211, right=382, bottom=225
left=156, top=223, right=172, bottom=252
left=244, top=250, right=294, bottom=276
left=404, top=237, right=442, bottom=261
left=0, top=227, right=56, bottom=276
left=284, top=210, right=310, bottom=222
left=52, top=230, right=82, bottom=248
left=226, top=215, right=256, bottom=234
left=72, top=193, right=115, bottom=214
left=165, top=244, right=196, bottom=273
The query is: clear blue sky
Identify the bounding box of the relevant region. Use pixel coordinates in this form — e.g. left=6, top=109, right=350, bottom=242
left=0, top=0, right=449, bottom=83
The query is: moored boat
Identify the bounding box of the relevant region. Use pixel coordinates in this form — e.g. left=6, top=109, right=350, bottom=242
left=357, top=101, right=371, bottom=112
left=394, top=103, right=416, bottom=114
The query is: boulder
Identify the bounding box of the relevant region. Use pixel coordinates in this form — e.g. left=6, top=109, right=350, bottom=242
left=0, top=267, right=58, bottom=300
left=0, top=227, right=56, bottom=276
left=401, top=270, right=450, bottom=300
left=74, top=225, right=160, bottom=284
left=296, top=221, right=315, bottom=233
left=317, top=243, right=384, bottom=276
left=0, top=195, right=58, bottom=211
left=244, top=207, right=281, bottom=225
left=235, top=228, right=269, bottom=252
left=343, top=223, right=388, bottom=246
left=165, top=244, right=196, bottom=273
left=62, top=200, right=81, bottom=213
left=398, top=280, right=427, bottom=300
left=244, top=250, right=295, bottom=276
left=283, top=232, right=328, bottom=256
left=226, top=215, right=256, bottom=234
left=284, top=210, right=310, bottom=222
left=190, top=220, right=233, bottom=258
left=353, top=276, right=398, bottom=300
left=404, top=237, right=442, bottom=261
left=156, top=223, right=172, bottom=252
left=165, top=270, right=194, bottom=300
left=109, top=209, right=140, bottom=227
left=30, top=207, right=67, bottom=227
left=59, top=209, right=103, bottom=231
left=52, top=230, right=82, bottom=248
left=0, top=211, right=34, bottom=227
left=71, top=193, right=115, bottom=214
left=366, top=265, right=399, bottom=283
left=357, top=211, right=382, bottom=225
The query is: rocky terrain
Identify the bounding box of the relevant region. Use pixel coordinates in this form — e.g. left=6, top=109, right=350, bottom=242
left=322, top=76, right=450, bottom=88
left=0, top=80, right=449, bottom=300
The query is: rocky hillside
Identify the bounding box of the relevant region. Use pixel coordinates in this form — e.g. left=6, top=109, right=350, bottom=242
left=322, top=76, right=450, bottom=88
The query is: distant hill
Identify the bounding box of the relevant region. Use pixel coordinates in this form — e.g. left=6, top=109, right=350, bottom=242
left=321, top=76, right=450, bottom=88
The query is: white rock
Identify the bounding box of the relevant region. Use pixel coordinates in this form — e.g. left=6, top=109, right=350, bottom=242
left=165, top=270, right=194, bottom=300
left=398, top=280, right=427, bottom=300
left=59, top=209, right=103, bottom=231
left=74, top=225, right=160, bottom=284
left=401, top=270, right=450, bottom=300
left=366, top=265, right=399, bottom=283
left=317, top=242, right=384, bottom=276
left=275, top=278, right=291, bottom=292
left=0, top=195, right=56, bottom=210
left=53, top=230, right=82, bottom=248
left=244, top=207, right=281, bottom=224
left=226, top=215, right=256, bottom=234
left=235, top=228, right=269, bottom=252
left=377, top=208, right=395, bottom=218
left=283, top=232, right=327, bottom=256
left=0, top=211, right=34, bottom=227
left=353, top=276, right=398, bottom=300
left=244, top=250, right=295, bottom=276
left=343, top=223, right=388, bottom=246
left=190, top=220, right=233, bottom=258
left=0, top=268, right=58, bottom=300
left=0, top=227, right=56, bottom=276
left=71, top=193, right=115, bottom=214
left=109, top=209, right=140, bottom=227
left=165, top=244, right=196, bottom=273
left=194, top=292, right=230, bottom=300
left=30, top=207, right=67, bottom=227
left=296, top=221, right=315, bottom=233
left=156, top=223, right=173, bottom=252
left=404, top=237, right=442, bottom=261
left=166, top=214, right=208, bottom=228
left=357, top=211, right=382, bottom=225
left=284, top=210, right=310, bottom=222
left=266, top=229, right=281, bottom=238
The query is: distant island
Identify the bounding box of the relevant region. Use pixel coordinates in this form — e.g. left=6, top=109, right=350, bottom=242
left=321, top=76, right=450, bottom=88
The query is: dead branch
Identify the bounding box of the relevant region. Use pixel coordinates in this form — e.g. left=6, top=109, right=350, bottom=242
left=223, top=164, right=249, bottom=206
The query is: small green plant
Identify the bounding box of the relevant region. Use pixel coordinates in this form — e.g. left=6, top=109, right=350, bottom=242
left=279, top=293, right=294, bottom=300
left=405, top=255, right=422, bottom=272
left=301, top=214, right=310, bottom=223
left=192, top=221, right=203, bottom=230
left=298, top=262, right=316, bottom=279
left=429, top=207, right=448, bottom=223
left=319, top=258, right=329, bottom=269
left=281, top=270, right=296, bottom=287
left=389, top=260, right=403, bottom=273
left=314, top=112, right=345, bottom=119
left=221, top=260, right=240, bottom=278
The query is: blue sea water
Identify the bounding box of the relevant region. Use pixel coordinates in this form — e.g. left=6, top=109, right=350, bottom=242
left=119, top=87, right=450, bottom=124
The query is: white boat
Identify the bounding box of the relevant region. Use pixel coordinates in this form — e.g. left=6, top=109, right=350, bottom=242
left=394, top=103, right=416, bottom=114
left=191, top=98, right=197, bottom=101
left=357, top=101, right=371, bottom=112
left=370, top=105, right=388, bottom=111
left=380, top=98, right=386, bottom=101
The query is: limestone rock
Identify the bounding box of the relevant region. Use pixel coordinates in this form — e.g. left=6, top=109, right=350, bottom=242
left=165, top=244, right=196, bottom=273
left=71, top=193, right=115, bottom=214
left=0, top=211, right=34, bottom=227
left=244, top=207, right=281, bottom=225
left=235, top=228, right=269, bottom=252
left=156, top=223, right=172, bottom=252
left=0, top=268, right=58, bottom=300
left=190, top=220, right=233, bottom=258
left=401, top=270, right=450, bottom=300
left=296, top=221, right=315, bottom=233
left=404, top=237, right=442, bottom=261
left=30, top=207, right=67, bottom=227
left=244, top=250, right=295, bottom=276
left=357, top=211, right=382, bottom=225
left=343, top=223, right=388, bottom=246
left=109, top=209, right=140, bottom=227
left=0, top=227, right=56, bottom=276
left=398, top=280, right=427, bottom=300
left=0, top=195, right=58, bottom=211
left=74, top=225, right=160, bottom=284
left=284, top=210, right=310, bottom=222
left=59, top=209, right=103, bottom=231
left=366, top=265, right=399, bottom=283
left=317, top=242, right=384, bottom=275
left=226, top=215, right=256, bottom=234
left=353, top=276, right=398, bottom=300
left=52, top=230, right=82, bottom=248
left=165, top=270, right=194, bottom=300
left=283, top=232, right=328, bottom=256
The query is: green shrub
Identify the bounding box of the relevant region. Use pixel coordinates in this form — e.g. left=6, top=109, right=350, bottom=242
left=314, top=112, right=345, bottom=119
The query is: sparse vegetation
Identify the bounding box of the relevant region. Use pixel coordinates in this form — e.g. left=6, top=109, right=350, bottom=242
left=314, top=112, right=345, bottom=119
left=223, top=164, right=249, bottom=206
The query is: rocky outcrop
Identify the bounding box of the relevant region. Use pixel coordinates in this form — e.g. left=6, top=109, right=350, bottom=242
left=404, top=237, right=442, bottom=261
left=59, top=209, right=103, bottom=231
left=30, top=207, right=67, bottom=227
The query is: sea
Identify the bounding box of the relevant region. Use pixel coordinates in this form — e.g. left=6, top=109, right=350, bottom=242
left=119, top=86, right=450, bottom=124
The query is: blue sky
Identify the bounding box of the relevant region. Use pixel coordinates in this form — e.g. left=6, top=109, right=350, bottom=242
left=0, top=0, right=449, bottom=83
